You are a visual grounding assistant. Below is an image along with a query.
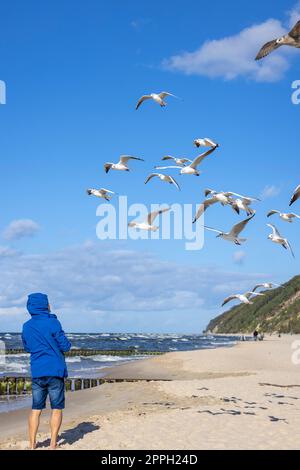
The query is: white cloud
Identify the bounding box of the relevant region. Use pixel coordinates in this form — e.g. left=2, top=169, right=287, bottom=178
left=163, top=5, right=300, bottom=82
left=288, top=1, right=300, bottom=27
left=0, top=242, right=265, bottom=331
left=3, top=219, right=40, bottom=240
left=260, top=185, right=281, bottom=200
left=233, top=250, right=247, bottom=265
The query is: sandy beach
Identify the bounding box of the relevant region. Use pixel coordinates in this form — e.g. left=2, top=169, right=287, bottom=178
left=1, top=335, right=300, bottom=450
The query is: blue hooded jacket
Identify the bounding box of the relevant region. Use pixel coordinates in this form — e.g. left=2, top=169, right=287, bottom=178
left=22, top=293, right=71, bottom=378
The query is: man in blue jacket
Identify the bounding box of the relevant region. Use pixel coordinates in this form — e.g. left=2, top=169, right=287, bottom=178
left=22, top=293, right=71, bottom=450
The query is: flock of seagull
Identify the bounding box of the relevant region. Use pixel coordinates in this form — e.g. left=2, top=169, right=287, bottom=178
left=85, top=21, right=300, bottom=309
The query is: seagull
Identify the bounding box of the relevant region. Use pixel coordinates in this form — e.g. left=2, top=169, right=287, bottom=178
left=222, top=291, right=265, bottom=307
left=144, top=173, right=180, bottom=191
left=128, top=207, right=170, bottom=232
left=135, top=92, right=178, bottom=110
left=86, top=188, right=116, bottom=201
left=161, top=156, right=192, bottom=166
left=104, top=155, right=144, bottom=173
left=252, top=282, right=281, bottom=292
left=267, top=210, right=300, bottom=223
left=193, top=191, right=233, bottom=223
left=290, top=185, right=300, bottom=206
left=155, top=147, right=217, bottom=176
left=267, top=224, right=295, bottom=258
left=205, top=215, right=255, bottom=245
left=230, top=194, right=260, bottom=216
left=255, top=20, right=300, bottom=60
left=194, top=137, right=219, bottom=148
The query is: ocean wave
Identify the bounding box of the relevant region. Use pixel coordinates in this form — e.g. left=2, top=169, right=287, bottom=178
left=66, top=357, right=82, bottom=363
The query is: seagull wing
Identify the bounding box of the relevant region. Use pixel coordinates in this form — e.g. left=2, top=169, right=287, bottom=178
left=289, top=20, right=300, bottom=39
left=119, top=155, right=144, bottom=163
left=158, top=92, right=178, bottom=99
left=204, top=137, right=218, bottom=147
left=255, top=39, right=281, bottom=60
left=169, top=175, right=181, bottom=191
left=193, top=197, right=218, bottom=223
left=267, top=210, right=279, bottom=217
left=204, top=226, right=223, bottom=235
left=100, top=188, right=115, bottom=194
left=285, top=239, right=295, bottom=258
left=222, top=295, right=238, bottom=307
left=229, top=192, right=260, bottom=203
left=161, top=156, right=175, bottom=161
left=190, top=147, right=217, bottom=169
left=147, top=207, right=170, bottom=225
left=154, top=165, right=181, bottom=170
left=290, top=185, right=300, bottom=206
left=252, top=284, right=264, bottom=292
left=267, top=223, right=281, bottom=238
left=204, top=188, right=215, bottom=197
left=104, top=163, right=113, bottom=173
left=287, top=213, right=300, bottom=219
left=229, top=215, right=255, bottom=237
left=144, top=174, right=158, bottom=185
left=136, top=95, right=152, bottom=110
left=245, top=291, right=265, bottom=299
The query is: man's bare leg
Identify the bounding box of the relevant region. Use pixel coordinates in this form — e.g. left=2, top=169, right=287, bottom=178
left=50, top=409, right=62, bottom=449
left=28, top=410, right=42, bottom=450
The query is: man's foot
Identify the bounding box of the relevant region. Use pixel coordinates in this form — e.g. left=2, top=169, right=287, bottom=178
left=50, top=441, right=58, bottom=450
left=29, top=443, right=36, bottom=450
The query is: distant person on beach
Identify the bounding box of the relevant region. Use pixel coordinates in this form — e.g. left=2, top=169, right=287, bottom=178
left=22, top=293, right=71, bottom=450
left=253, top=330, right=259, bottom=341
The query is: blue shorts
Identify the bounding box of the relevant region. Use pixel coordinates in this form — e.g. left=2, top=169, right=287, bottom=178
left=31, top=376, right=65, bottom=410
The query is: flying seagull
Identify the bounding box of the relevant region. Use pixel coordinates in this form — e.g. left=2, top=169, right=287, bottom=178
left=252, top=282, right=281, bottom=292
left=144, top=173, right=180, bottom=191
left=193, top=191, right=233, bottom=224
left=104, top=155, right=144, bottom=173
left=230, top=194, right=260, bottom=216
left=86, top=188, right=116, bottom=201
left=194, top=137, right=219, bottom=148
left=155, top=146, right=217, bottom=176
left=255, top=20, right=300, bottom=60
left=267, top=210, right=300, bottom=223
left=267, top=224, right=295, bottom=258
left=222, top=291, right=265, bottom=307
left=290, top=185, right=300, bottom=206
left=135, top=92, right=178, bottom=110
left=128, top=207, right=170, bottom=232
left=161, top=156, right=192, bottom=166
left=205, top=215, right=255, bottom=245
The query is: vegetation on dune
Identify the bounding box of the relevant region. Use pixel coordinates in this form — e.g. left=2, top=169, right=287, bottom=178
left=205, top=275, right=300, bottom=334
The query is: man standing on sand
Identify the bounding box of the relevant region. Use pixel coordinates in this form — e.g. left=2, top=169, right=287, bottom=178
left=22, top=293, right=71, bottom=450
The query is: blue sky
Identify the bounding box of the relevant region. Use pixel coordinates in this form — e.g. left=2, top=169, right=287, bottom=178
left=0, top=0, right=299, bottom=333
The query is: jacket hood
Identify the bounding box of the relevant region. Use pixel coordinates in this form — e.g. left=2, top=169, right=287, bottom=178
left=27, top=293, right=50, bottom=317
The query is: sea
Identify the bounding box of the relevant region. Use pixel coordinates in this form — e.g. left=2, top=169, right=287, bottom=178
left=0, top=332, right=243, bottom=413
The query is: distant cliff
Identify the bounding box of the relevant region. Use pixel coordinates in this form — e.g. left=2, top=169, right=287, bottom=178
left=205, top=275, right=300, bottom=334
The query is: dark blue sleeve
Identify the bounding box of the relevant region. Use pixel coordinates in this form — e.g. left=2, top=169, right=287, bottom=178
left=52, top=320, right=71, bottom=353
left=22, top=328, right=30, bottom=353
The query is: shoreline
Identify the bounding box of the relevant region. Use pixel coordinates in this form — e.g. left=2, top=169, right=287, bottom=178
left=1, top=335, right=300, bottom=450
